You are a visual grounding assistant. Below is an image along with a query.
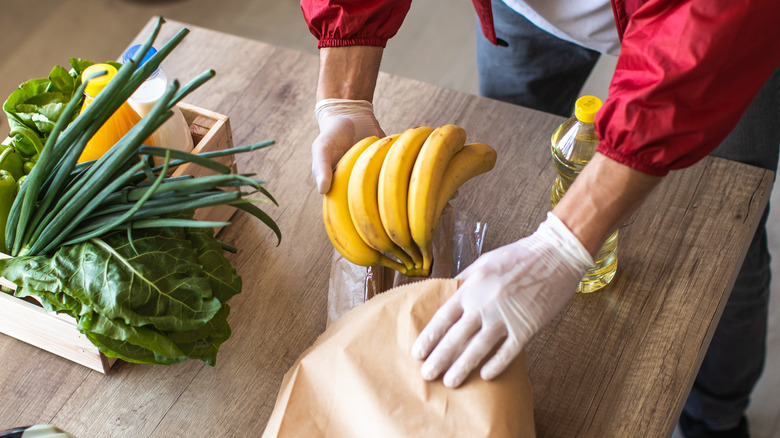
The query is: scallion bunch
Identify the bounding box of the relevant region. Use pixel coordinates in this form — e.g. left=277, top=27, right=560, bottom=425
left=5, top=17, right=280, bottom=258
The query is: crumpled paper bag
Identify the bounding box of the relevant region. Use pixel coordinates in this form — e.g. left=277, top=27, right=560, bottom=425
left=263, top=278, right=536, bottom=438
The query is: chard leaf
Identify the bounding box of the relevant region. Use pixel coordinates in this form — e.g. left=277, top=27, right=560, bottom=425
left=81, top=301, right=231, bottom=365
left=14, top=104, right=40, bottom=115
left=3, top=63, right=83, bottom=157
left=58, top=230, right=222, bottom=331
left=81, top=312, right=188, bottom=364
left=69, top=57, right=94, bottom=76
left=48, top=65, right=75, bottom=94
left=38, top=102, right=66, bottom=123
left=3, top=78, right=49, bottom=114
left=25, top=91, right=71, bottom=107
left=188, top=226, right=242, bottom=303
left=7, top=110, right=40, bottom=138
left=31, top=113, right=55, bottom=133
left=12, top=280, right=86, bottom=317
left=86, top=331, right=185, bottom=365
left=167, top=305, right=232, bottom=366
left=0, top=225, right=241, bottom=366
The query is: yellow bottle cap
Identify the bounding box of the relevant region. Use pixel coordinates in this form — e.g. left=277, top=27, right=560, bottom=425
left=574, top=95, right=603, bottom=124
left=82, top=63, right=118, bottom=97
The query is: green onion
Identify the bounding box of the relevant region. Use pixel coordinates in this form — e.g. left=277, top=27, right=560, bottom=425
left=6, top=17, right=280, bottom=257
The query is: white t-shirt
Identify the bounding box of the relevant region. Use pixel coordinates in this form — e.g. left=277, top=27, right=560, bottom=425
left=502, top=0, right=621, bottom=56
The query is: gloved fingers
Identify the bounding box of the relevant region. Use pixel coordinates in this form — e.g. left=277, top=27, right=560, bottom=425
left=442, top=321, right=507, bottom=388
left=420, top=311, right=481, bottom=381
left=310, top=123, right=354, bottom=194
left=311, top=114, right=386, bottom=194
left=480, top=335, right=523, bottom=380
left=412, top=292, right=465, bottom=361
left=311, top=148, right=333, bottom=194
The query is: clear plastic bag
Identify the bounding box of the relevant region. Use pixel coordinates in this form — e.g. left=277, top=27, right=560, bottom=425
left=327, top=204, right=487, bottom=327
left=452, top=216, right=487, bottom=276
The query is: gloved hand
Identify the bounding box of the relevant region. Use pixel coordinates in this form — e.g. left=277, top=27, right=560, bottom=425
left=312, top=98, right=384, bottom=193
left=411, top=212, right=594, bottom=388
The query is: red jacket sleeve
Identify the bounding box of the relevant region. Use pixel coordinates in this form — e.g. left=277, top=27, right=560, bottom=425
left=301, top=0, right=412, bottom=48
left=596, top=0, right=780, bottom=176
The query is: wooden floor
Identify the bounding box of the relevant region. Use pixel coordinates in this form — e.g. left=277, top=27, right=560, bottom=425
left=1, top=1, right=777, bottom=437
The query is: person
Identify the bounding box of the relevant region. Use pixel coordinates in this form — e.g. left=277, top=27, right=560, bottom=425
left=301, top=0, right=780, bottom=436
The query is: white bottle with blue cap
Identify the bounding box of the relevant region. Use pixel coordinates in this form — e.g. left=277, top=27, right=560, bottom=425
left=122, top=44, right=193, bottom=156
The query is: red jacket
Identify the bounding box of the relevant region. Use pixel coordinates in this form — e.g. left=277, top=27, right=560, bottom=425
left=302, top=0, right=780, bottom=176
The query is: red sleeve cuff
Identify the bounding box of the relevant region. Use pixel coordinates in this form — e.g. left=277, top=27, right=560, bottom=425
left=317, top=37, right=389, bottom=49
left=596, top=144, right=671, bottom=177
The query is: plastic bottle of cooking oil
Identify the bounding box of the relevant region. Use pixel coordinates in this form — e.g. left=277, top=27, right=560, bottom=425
left=78, top=63, right=149, bottom=163
left=550, top=95, right=617, bottom=293
left=121, top=44, right=193, bottom=158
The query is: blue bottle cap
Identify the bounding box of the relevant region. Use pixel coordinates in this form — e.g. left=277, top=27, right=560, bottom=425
left=122, top=44, right=158, bottom=66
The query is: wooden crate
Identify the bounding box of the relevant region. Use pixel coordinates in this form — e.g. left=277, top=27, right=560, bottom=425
left=0, top=103, right=236, bottom=373
left=174, top=102, right=238, bottom=229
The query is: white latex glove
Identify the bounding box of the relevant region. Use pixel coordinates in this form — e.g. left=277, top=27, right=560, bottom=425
left=411, top=212, right=594, bottom=388
left=312, top=98, right=385, bottom=193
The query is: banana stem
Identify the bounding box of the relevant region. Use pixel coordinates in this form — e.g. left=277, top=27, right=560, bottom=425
left=378, top=256, right=408, bottom=275
left=420, top=243, right=434, bottom=273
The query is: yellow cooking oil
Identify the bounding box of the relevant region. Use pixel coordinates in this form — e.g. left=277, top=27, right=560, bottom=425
left=550, top=95, right=617, bottom=293
left=78, top=63, right=152, bottom=163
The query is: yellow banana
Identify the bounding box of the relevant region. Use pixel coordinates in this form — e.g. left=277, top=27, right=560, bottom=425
left=347, top=134, right=416, bottom=271
left=377, top=126, right=434, bottom=269
left=323, top=136, right=408, bottom=274
left=408, top=124, right=467, bottom=274
left=433, top=142, right=497, bottom=227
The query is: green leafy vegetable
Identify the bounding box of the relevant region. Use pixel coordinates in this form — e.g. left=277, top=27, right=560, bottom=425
left=0, top=225, right=240, bottom=365
left=0, top=18, right=281, bottom=367
left=3, top=63, right=85, bottom=158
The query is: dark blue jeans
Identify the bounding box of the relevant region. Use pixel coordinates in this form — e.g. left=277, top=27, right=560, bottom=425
left=476, top=0, right=780, bottom=433
left=476, top=0, right=600, bottom=117
left=686, top=63, right=779, bottom=432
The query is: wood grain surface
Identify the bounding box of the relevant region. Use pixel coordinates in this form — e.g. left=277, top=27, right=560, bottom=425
left=0, top=19, right=773, bottom=438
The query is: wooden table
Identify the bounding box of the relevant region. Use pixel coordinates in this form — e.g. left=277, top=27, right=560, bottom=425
left=0, top=19, right=773, bottom=438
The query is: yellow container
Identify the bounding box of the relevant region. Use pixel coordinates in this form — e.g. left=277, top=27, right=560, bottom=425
left=78, top=63, right=151, bottom=163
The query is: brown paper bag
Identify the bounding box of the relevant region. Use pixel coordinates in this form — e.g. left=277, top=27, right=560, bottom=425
left=263, top=278, right=536, bottom=438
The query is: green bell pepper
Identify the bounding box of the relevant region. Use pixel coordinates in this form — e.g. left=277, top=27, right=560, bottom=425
left=16, top=175, right=26, bottom=194
left=22, top=158, right=36, bottom=175
left=0, top=169, right=17, bottom=253
left=0, top=144, right=24, bottom=180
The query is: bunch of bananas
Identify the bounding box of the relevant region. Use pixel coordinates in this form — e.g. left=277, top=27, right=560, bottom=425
left=323, top=124, right=497, bottom=277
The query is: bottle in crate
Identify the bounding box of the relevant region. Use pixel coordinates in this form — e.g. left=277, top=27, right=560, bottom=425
left=78, top=63, right=148, bottom=163
left=121, top=44, right=193, bottom=158
left=550, top=95, right=617, bottom=293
